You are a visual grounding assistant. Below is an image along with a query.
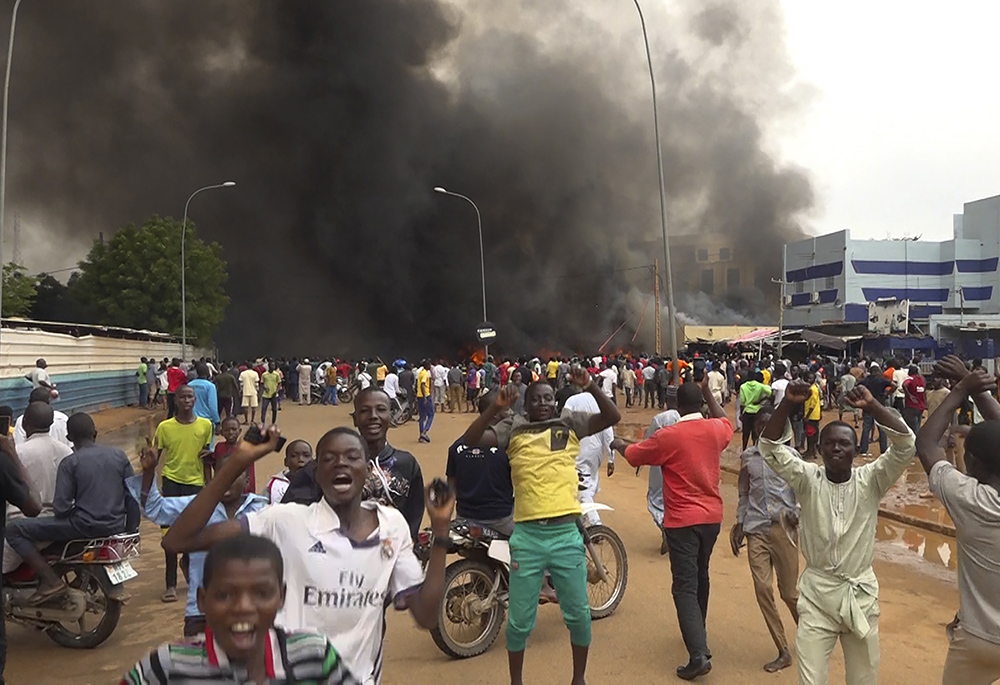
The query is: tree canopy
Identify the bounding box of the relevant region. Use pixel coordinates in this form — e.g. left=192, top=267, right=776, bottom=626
left=73, top=215, right=229, bottom=344
left=2, top=263, right=38, bottom=317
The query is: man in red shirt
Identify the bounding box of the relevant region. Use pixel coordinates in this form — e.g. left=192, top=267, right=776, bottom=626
left=902, top=364, right=927, bottom=434
left=618, top=375, right=731, bottom=680
left=166, top=358, right=188, bottom=419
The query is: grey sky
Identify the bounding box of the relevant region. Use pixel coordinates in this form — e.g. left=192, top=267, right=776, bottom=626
left=780, top=0, right=1000, bottom=241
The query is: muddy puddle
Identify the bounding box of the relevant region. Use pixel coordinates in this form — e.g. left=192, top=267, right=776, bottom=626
left=101, top=415, right=160, bottom=462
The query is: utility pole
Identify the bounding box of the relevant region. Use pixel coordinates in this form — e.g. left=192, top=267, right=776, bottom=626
left=771, top=277, right=789, bottom=358
left=654, top=259, right=661, bottom=356
left=11, top=212, right=19, bottom=266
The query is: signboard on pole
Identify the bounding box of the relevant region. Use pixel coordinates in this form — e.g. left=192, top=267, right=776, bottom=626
left=476, top=322, right=497, bottom=343
left=868, top=298, right=909, bottom=335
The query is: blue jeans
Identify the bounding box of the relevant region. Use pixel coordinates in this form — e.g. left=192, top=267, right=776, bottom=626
left=138, top=382, right=149, bottom=407
left=860, top=412, right=886, bottom=455
left=321, top=386, right=337, bottom=405
left=417, top=396, right=434, bottom=435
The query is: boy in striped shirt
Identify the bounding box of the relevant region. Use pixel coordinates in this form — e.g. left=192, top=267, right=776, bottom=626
left=122, top=534, right=357, bottom=684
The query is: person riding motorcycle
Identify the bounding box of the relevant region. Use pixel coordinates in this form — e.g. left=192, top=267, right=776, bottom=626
left=5, top=413, right=138, bottom=605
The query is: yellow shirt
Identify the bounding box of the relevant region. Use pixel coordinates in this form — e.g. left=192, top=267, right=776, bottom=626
left=804, top=384, right=822, bottom=421
left=546, top=360, right=560, bottom=379
left=762, top=369, right=772, bottom=385
left=492, top=412, right=593, bottom=522
left=155, top=417, right=213, bottom=486
left=377, top=365, right=387, bottom=382
left=416, top=368, right=431, bottom=398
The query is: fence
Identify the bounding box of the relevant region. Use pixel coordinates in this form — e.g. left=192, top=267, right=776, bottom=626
left=0, top=323, right=209, bottom=415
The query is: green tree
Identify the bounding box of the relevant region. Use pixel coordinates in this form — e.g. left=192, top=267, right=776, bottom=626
left=2, top=263, right=38, bottom=317
left=73, top=215, right=229, bottom=344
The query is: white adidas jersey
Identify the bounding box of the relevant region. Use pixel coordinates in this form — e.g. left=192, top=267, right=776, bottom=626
left=245, top=499, right=425, bottom=684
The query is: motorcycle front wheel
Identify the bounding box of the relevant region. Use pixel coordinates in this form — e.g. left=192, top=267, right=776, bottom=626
left=585, top=524, right=629, bottom=619
left=337, top=388, right=355, bottom=404
left=430, top=559, right=506, bottom=659
left=46, top=566, right=122, bottom=649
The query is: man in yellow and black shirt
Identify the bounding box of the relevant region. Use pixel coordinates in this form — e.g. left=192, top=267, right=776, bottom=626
left=461, top=366, right=621, bottom=685
left=416, top=360, right=434, bottom=443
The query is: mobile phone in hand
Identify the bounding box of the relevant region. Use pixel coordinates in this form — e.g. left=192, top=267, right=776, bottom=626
left=428, top=477, right=450, bottom=506
left=0, top=416, right=10, bottom=436
left=244, top=424, right=287, bottom=453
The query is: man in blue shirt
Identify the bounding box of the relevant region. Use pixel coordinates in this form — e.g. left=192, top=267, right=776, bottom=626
left=129, top=445, right=267, bottom=636
left=188, top=363, right=220, bottom=429
left=446, top=391, right=514, bottom=536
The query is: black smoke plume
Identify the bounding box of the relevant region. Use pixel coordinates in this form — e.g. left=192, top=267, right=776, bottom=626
left=4, top=0, right=812, bottom=358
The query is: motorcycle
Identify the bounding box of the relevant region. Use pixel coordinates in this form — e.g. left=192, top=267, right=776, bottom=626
left=390, top=395, right=414, bottom=427
left=337, top=377, right=359, bottom=405
left=3, top=532, right=140, bottom=649
left=415, top=503, right=628, bottom=659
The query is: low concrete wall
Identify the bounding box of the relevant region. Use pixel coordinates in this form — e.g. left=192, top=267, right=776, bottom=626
left=0, top=327, right=208, bottom=415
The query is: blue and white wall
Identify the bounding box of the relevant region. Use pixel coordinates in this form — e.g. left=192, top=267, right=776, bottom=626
left=0, top=328, right=206, bottom=416
left=783, top=194, right=1000, bottom=330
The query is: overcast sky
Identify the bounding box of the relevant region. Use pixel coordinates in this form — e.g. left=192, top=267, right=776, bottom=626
left=779, top=1, right=1000, bottom=242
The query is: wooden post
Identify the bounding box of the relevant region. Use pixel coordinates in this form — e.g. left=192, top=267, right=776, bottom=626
left=654, top=259, right=661, bottom=355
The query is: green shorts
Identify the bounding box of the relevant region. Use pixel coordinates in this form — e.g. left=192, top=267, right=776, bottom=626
left=506, top=520, right=591, bottom=651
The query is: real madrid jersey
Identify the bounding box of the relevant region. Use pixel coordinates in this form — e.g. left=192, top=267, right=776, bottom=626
left=244, top=500, right=425, bottom=685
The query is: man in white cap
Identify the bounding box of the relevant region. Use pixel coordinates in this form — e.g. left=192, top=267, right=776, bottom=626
left=297, top=358, right=313, bottom=406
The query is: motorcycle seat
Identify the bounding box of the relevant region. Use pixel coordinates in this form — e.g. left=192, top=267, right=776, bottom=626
left=451, top=518, right=509, bottom=541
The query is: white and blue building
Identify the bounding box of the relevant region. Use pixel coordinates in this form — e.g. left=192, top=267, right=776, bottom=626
left=782, top=193, right=1000, bottom=350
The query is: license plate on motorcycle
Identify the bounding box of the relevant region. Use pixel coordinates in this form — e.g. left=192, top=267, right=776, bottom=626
left=105, top=561, right=138, bottom=585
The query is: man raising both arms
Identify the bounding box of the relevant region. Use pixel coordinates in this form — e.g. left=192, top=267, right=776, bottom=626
left=461, top=367, right=621, bottom=685
left=915, top=356, right=1000, bottom=684
left=162, top=426, right=451, bottom=685
left=759, top=379, right=915, bottom=685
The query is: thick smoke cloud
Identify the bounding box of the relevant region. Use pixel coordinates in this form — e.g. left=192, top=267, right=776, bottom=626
left=3, top=0, right=812, bottom=358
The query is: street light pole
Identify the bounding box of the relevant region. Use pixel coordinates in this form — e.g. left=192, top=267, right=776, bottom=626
left=434, top=186, right=490, bottom=359
left=632, top=0, right=680, bottom=383
left=181, top=181, right=235, bottom=359
left=0, top=0, right=24, bottom=361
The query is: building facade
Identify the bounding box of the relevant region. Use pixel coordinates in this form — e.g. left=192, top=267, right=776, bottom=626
left=783, top=194, right=1000, bottom=339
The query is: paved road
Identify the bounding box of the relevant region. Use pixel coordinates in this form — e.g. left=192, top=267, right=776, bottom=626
left=6, top=402, right=959, bottom=684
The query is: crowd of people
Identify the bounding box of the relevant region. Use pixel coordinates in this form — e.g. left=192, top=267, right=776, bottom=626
left=0, top=347, right=993, bottom=684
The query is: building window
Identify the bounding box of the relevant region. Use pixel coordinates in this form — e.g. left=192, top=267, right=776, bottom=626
left=697, top=249, right=709, bottom=262
left=700, top=269, right=714, bottom=295
left=719, top=247, right=731, bottom=261
left=727, top=268, right=740, bottom=289
left=795, top=281, right=804, bottom=294
left=825, top=276, right=835, bottom=289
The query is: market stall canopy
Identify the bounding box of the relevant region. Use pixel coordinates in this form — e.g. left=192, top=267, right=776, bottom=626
left=799, top=329, right=855, bottom=351
left=684, top=325, right=770, bottom=343
left=726, top=327, right=782, bottom=346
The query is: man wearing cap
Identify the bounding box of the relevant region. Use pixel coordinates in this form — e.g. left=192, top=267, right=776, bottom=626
left=297, top=358, right=312, bottom=406
left=859, top=363, right=895, bottom=455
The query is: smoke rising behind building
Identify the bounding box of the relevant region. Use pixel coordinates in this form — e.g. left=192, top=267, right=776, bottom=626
left=4, top=0, right=813, bottom=357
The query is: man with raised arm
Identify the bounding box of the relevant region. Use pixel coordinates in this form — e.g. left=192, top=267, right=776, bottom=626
left=915, top=355, right=1000, bottom=684
left=460, top=367, right=621, bottom=685
left=759, top=380, right=915, bottom=685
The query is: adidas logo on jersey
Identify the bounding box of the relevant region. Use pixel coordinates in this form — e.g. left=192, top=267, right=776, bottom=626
left=308, top=541, right=326, bottom=554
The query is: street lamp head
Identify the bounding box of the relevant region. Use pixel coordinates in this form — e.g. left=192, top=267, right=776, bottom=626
left=223, top=181, right=236, bottom=187
left=433, top=186, right=447, bottom=194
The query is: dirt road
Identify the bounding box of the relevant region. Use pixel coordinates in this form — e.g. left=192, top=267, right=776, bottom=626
left=6, top=402, right=958, bottom=684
